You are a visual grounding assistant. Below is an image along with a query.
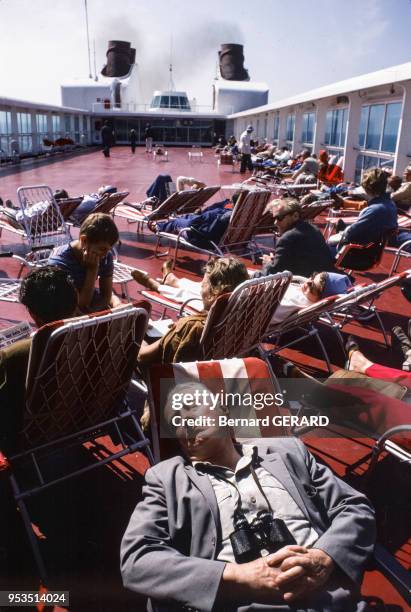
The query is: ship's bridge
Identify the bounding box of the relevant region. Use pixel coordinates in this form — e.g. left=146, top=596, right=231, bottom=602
left=149, top=90, right=191, bottom=111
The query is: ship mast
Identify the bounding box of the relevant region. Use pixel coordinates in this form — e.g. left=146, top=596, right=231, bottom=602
left=168, top=35, right=175, bottom=92
left=84, top=0, right=93, bottom=79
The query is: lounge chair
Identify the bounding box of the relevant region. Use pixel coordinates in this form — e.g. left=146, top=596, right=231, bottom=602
left=0, top=185, right=71, bottom=256
left=154, top=189, right=272, bottom=265
left=0, top=306, right=153, bottom=585
left=114, top=186, right=220, bottom=235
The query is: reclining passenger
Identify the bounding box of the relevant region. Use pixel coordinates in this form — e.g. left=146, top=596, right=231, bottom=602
left=175, top=176, right=206, bottom=191
left=0, top=266, right=78, bottom=452
left=390, top=165, right=411, bottom=211
left=253, top=198, right=337, bottom=278
left=132, top=262, right=351, bottom=326
left=48, top=213, right=122, bottom=312
left=70, top=185, right=117, bottom=224
left=291, top=150, right=319, bottom=184
left=149, top=195, right=238, bottom=249
left=121, top=385, right=375, bottom=612
left=135, top=257, right=249, bottom=365
left=328, top=167, right=398, bottom=255
left=274, top=146, right=291, bottom=163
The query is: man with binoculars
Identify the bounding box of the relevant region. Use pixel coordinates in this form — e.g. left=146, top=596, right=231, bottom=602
left=121, top=383, right=375, bottom=611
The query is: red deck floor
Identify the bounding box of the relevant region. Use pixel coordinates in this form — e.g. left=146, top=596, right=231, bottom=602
left=0, top=147, right=410, bottom=610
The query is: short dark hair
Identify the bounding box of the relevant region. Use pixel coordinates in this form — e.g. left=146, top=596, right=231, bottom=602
left=79, top=213, right=119, bottom=245
left=19, top=266, right=78, bottom=323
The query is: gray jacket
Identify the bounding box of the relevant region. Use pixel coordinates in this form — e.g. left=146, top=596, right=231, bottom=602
left=120, top=438, right=375, bottom=612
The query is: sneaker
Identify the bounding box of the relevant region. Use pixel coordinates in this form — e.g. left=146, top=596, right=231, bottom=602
left=402, top=350, right=411, bottom=372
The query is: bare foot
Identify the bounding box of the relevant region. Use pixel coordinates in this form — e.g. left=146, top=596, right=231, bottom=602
left=348, top=350, right=374, bottom=374
left=140, top=403, right=151, bottom=431
left=131, top=269, right=160, bottom=291
left=161, top=259, right=174, bottom=282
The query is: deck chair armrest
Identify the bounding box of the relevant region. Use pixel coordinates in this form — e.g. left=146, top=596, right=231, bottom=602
left=374, top=424, right=411, bottom=453
left=178, top=298, right=204, bottom=317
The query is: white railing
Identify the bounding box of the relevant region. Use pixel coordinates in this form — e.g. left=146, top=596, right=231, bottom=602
left=91, top=102, right=229, bottom=114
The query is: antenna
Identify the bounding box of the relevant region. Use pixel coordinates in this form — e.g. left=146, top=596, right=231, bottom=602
left=93, top=38, right=98, bottom=81
left=168, top=35, right=175, bottom=92
left=84, top=0, right=93, bottom=79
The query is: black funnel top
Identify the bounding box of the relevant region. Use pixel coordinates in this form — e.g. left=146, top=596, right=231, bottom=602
left=218, top=44, right=249, bottom=81
left=101, top=40, right=136, bottom=77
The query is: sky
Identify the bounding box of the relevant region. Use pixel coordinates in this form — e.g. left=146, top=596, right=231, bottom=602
left=1, top=0, right=411, bottom=108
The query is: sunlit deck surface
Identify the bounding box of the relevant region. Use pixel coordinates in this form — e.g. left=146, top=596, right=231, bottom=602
left=0, top=147, right=410, bottom=610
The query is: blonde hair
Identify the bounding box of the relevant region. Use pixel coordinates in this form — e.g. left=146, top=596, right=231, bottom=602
left=264, top=197, right=301, bottom=217
left=361, top=167, right=388, bottom=197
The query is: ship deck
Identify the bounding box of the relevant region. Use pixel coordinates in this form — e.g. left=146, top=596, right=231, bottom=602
left=0, top=147, right=410, bottom=611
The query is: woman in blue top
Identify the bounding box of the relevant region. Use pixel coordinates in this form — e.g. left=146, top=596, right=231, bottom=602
left=48, top=213, right=122, bottom=312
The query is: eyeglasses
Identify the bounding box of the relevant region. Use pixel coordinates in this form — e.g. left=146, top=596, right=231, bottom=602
left=273, top=211, right=291, bottom=222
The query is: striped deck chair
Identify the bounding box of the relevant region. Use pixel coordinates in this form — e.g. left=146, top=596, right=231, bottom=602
left=70, top=191, right=130, bottom=226
left=264, top=290, right=342, bottom=374
left=155, top=189, right=272, bottom=266
left=141, top=273, right=291, bottom=358
left=114, top=186, right=220, bottom=234
left=323, top=272, right=411, bottom=348
left=200, top=272, right=292, bottom=360
left=300, top=200, right=334, bottom=222
left=0, top=306, right=153, bottom=585
left=56, top=197, right=83, bottom=221
left=91, top=190, right=129, bottom=215
left=0, top=185, right=71, bottom=256
left=147, top=357, right=292, bottom=460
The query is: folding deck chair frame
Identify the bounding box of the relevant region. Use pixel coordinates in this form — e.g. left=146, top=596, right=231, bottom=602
left=322, top=272, right=411, bottom=349
left=114, top=186, right=220, bottom=235
left=154, top=189, right=272, bottom=266
left=200, top=272, right=292, bottom=360
left=0, top=185, right=71, bottom=256
left=0, top=306, right=154, bottom=585
left=68, top=190, right=130, bottom=226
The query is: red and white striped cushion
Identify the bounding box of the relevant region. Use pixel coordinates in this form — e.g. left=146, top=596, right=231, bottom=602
left=150, top=357, right=289, bottom=440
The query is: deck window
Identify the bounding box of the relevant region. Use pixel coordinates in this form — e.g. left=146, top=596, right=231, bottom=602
left=0, top=110, right=12, bottom=153
left=273, top=113, right=279, bottom=141
left=52, top=115, right=61, bottom=138
left=17, top=112, right=33, bottom=152
left=302, top=111, right=316, bottom=145
left=325, top=108, right=348, bottom=148
left=355, top=153, right=394, bottom=183
left=359, top=102, right=402, bottom=153
left=286, top=113, right=295, bottom=143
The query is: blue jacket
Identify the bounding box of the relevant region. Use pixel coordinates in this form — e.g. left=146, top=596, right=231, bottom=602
left=343, top=194, right=398, bottom=245
left=157, top=201, right=231, bottom=248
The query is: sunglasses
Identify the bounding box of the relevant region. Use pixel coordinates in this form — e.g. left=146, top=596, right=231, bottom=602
left=273, top=211, right=292, bottom=222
